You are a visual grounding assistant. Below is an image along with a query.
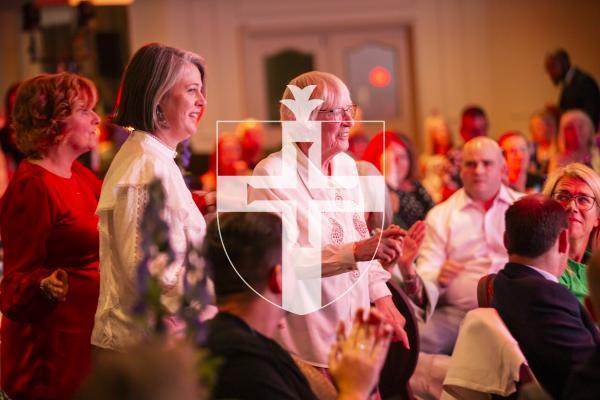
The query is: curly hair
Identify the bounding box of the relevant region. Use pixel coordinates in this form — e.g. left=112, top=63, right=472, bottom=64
left=12, top=72, right=97, bottom=159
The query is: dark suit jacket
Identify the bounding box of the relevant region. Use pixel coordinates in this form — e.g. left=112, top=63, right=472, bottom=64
left=492, top=262, right=599, bottom=399
left=564, top=345, right=600, bottom=400
left=560, top=68, right=600, bottom=130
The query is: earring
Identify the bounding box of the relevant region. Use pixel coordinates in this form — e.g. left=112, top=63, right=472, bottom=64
left=157, top=105, right=168, bottom=127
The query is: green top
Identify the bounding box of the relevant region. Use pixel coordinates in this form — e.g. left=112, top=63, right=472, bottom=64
left=559, top=257, right=589, bottom=304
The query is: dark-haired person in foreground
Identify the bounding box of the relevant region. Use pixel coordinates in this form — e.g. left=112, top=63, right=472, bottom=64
left=202, top=212, right=393, bottom=400
left=492, top=194, right=599, bottom=399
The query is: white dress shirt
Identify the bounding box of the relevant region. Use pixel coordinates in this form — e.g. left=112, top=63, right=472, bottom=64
left=417, top=185, right=523, bottom=311
left=92, top=131, right=206, bottom=351
left=251, top=145, right=391, bottom=366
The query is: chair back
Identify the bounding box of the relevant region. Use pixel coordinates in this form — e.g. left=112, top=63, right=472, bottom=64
left=477, top=273, right=497, bottom=308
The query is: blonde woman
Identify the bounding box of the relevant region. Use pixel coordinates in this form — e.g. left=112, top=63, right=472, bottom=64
left=543, top=163, right=600, bottom=302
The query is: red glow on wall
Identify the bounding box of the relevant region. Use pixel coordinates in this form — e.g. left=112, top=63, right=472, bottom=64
left=369, top=66, right=392, bottom=88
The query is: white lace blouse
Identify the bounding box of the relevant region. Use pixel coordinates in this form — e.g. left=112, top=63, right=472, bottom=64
left=91, top=130, right=206, bottom=351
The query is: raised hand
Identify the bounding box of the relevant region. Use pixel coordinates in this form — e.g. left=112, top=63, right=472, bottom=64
left=329, top=308, right=393, bottom=400
left=373, top=295, right=410, bottom=348
left=397, top=220, right=426, bottom=277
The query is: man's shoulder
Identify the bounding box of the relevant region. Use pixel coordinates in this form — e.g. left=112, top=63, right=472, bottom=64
left=426, top=189, right=465, bottom=217
left=205, top=314, right=261, bottom=351
left=424, top=189, right=474, bottom=233
left=205, top=314, right=315, bottom=400
left=574, top=68, right=599, bottom=85
left=213, top=351, right=310, bottom=400
left=502, top=185, right=525, bottom=203
left=204, top=314, right=293, bottom=363
left=564, top=68, right=600, bottom=95
left=496, top=264, right=575, bottom=304
left=498, top=263, right=553, bottom=284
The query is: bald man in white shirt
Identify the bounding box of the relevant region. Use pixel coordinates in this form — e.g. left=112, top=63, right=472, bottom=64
left=416, top=137, right=523, bottom=354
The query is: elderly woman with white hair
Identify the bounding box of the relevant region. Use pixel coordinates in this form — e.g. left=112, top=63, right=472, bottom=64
left=549, top=110, right=597, bottom=173
left=92, top=43, right=208, bottom=352
left=543, top=162, right=600, bottom=302
left=250, top=71, right=409, bottom=372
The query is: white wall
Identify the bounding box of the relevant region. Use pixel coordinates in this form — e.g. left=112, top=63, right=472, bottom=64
left=1, top=0, right=599, bottom=152
left=486, top=0, right=600, bottom=135
left=0, top=6, right=42, bottom=119
left=127, top=0, right=600, bottom=151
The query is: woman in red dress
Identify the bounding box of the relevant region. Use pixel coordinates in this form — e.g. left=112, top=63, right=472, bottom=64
left=0, top=72, right=101, bottom=399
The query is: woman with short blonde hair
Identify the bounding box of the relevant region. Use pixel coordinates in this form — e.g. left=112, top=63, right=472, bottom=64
left=543, top=162, right=600, bottom=302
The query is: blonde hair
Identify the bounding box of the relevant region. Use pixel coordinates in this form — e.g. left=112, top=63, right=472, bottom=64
left=13, top=72, right=97, bottom=159
left=424, top=114, right=453, bottom=156
left=543, top=162, right=600, bottom=249
left=279, top=71, right=350, bottom=121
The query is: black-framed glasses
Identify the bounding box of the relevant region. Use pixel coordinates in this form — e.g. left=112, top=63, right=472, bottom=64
left=317, top=104, right=358, bottom=120
left=552, top=191, right=598, bottom=211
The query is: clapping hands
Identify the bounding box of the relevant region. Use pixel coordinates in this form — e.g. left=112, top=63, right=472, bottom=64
left=329, top=308, right=393, bottom=400
left=355, top=221, right=426, bottom=275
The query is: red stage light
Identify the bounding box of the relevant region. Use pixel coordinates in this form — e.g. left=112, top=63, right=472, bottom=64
left=369, top=66, right=392, bottom=88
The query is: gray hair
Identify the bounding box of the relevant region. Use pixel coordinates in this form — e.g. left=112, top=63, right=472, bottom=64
left=279, top=71, right=349, bottom=121
left=113, top=43, right=206, bottom=133
left=557, top=110, right=594, bottom=154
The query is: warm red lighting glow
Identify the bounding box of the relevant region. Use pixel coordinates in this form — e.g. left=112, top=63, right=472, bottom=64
left=369, top=66, right=392, bottom=88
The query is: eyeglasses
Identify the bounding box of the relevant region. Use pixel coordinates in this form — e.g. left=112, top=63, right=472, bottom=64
left=552, top=191, right=598, bottom=211
left=317, top=104, right=358, bottom=120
